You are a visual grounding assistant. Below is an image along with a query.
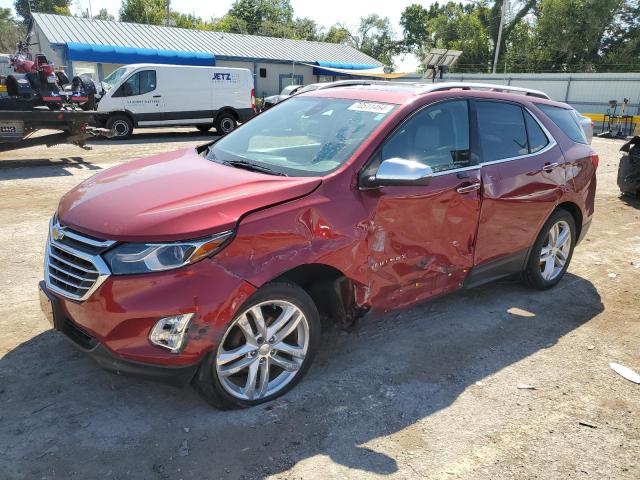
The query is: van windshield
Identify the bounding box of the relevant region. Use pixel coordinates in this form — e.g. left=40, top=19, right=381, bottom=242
left=102, top=67, right=130, bottom=91
left=206, top=96, right=397, bottom=177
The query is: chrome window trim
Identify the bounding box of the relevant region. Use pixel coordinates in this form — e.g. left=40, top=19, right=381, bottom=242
left=477, top=104, right=558, bottom=168
left=44, top=217, right=113, bottom=302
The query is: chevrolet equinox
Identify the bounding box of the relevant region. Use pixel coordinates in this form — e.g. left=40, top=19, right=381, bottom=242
left=39, top=83, right=598, bottom=409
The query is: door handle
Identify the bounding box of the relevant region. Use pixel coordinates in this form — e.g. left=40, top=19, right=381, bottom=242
left=542, top=162, right=559, bottom=172
left=456, top=182, right=481, bottom=194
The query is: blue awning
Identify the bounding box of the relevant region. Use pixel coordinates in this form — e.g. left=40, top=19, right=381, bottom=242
left=313, top=60, right=381, bottom=77
left=66, top=42, right=215, bottom=66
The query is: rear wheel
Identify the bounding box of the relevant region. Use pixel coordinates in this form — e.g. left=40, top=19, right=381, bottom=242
left=194, top=282, right=320, bottom=409
left=214, top=112, right=237, bottom=135
left=523, top=209, right=576, bottom=290
left=106, top=114, right=133, bottom=139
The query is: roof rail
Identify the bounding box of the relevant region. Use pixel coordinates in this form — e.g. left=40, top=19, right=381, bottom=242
left=419, top=82, right=550, bottom=99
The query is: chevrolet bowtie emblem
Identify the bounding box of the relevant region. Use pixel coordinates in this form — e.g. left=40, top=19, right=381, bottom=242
left=52, top=225, right=66, bottom=241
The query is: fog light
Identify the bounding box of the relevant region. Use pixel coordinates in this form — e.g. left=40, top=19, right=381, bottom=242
left=149, top=313, right=195, bottom=353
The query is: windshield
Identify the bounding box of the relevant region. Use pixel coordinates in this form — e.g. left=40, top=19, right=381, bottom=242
left=206, top=96, right=397, bottom=177
left=102, top=67, right=130, bottom=91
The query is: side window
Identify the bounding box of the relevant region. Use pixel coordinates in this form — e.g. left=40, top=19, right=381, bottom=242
left=115, top=70, right=156, bottom=97
left=537, top=104, right=587, bottom=144
left=524, top=110, right=549, bottom=153
left=476, top=101, right=528, bottom=161
left=380, top=100, right=471, bottom=173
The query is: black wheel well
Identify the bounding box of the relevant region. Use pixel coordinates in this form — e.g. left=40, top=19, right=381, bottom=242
left=217, top=107, right=239, bottom=121
left=271, top=264, right=359, bottom=329
left=556, top=202, right=583, bottom=240
left=107, top=111, right=135, bottom=127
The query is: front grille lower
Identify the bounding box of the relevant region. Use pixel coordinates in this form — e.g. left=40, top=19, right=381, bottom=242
left=45, top=218, right=115, bottom=301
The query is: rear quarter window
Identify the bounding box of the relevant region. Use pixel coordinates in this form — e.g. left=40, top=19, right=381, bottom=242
left=537, top=104, right=587, bottom=144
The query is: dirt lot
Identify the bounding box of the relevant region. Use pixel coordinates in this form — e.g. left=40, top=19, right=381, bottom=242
left=0, top=132, right=638, bottom=480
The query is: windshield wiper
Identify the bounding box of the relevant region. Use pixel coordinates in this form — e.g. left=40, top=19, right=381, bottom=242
left=223, top=159, right=288, bottom=177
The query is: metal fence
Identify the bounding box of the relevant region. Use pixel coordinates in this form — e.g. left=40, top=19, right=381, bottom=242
left=442, top=72, right=640, bottom=117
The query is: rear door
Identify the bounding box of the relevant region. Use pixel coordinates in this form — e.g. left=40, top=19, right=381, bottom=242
left=362, top=99, right=483, bottom=310
left=473, top=100, right=565, bottom=268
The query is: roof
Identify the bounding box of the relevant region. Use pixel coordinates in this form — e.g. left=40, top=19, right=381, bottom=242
left=31, top=13, right=382, bottom=66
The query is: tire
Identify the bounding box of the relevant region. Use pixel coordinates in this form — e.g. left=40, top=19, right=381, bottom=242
left=106, top=114, right=134, bottom=139
left=214, top=112, right=237, bottom=135
left=522, top=209, right=576, bottom=290
left=196, top=124, right=212, bottom=133
left=194, top=282, right=320, bottom=409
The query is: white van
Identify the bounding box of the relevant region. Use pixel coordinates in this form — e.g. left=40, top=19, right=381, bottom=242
left=97, top=64, right=255, bottom=138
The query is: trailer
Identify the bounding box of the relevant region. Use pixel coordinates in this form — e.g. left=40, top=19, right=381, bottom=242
left=0, top=106, right=112, bottom=151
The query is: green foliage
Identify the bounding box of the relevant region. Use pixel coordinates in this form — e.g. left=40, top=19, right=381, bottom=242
left=400, top=0, right=640, bottom=72
left=14, top=0, right=71, bottom=22
left=1, top=7, right=26, bottom=52
left=94, top=8, right=115, bottom=21
left=119, top=0, right=168, bottom=25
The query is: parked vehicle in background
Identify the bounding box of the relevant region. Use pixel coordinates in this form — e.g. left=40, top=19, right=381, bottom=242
left=618, top=136, right=640, bottom=197
left=97, top=64, right=255, bottom=139
left=40, top=82, right=597, bottom=409
left=261, top=80, right=372, bottom=110
left=575, top=111, right=594, bottom=144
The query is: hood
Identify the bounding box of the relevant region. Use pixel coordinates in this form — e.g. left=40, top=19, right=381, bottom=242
left=57, top=148, right=321, bottom=241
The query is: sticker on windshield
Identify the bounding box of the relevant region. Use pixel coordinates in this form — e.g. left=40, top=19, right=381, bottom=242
left=348, top=102, right=394, bottom=114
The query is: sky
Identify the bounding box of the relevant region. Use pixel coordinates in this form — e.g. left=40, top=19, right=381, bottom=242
left=0, top=0, right=440, bottom=71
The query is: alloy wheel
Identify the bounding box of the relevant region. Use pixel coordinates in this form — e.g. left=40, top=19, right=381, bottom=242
left=215, top=300, right=309, bottom=401
left=539, top=220, right=572, bottom=281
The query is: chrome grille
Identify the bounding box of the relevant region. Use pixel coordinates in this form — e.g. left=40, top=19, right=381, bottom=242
left=44, top=217, right=115, bottom=301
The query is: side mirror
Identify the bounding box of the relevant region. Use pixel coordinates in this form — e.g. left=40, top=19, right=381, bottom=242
left=365, top=158, right=433, bottom=187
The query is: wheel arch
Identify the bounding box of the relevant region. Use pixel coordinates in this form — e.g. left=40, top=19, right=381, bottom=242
left=269, top=263, right=364, bottom=329
left=556, top=201, right=583, bottom=241
left=216, top=107, right=239, bottom=121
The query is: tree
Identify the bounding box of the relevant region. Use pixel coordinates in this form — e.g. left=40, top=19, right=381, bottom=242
left=14, top=0, right=71, bottom=22
left=0, top=8, right=26, bottom=52
left=227, top=0, right=293, bottom=36
left=323, top=24, right=351, bottom=44
left=338, top=15, right=399, bottom=67
left=119, top=0, right=168, bottom=25
left=291, top=17, right=322, bottom=41
left=94, top=8, right=115, bottom=21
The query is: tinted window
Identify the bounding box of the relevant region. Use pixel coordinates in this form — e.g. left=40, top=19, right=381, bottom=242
left=477, top=101, right=528, bottom=161
left=538, top=104, right=587, bottom=144
left=118, top=70, right=156, bottom=97
left=380, top=100, right=471, bottom=173
left=524, top=110, right=549, bottom=153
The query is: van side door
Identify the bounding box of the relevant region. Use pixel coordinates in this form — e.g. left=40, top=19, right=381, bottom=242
left=112, top=69, right=164, bottom=125
left=472, top=100, right=565, bottom=274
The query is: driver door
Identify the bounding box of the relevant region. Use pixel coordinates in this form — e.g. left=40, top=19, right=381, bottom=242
left=361, top=100, right=483, bottom=310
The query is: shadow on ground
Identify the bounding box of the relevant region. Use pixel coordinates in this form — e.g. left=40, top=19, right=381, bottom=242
left=0, top=274, right=603, bottom=479
left=619, top=193, right=640, bottom=209
left=0, top=157, right=100, bottom=180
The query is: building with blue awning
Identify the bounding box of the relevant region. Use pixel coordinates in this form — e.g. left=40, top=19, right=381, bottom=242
left=27, top=13, right=384, bottom=97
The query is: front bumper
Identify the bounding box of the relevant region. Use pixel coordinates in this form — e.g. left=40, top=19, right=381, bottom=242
left=40, top=281, right=199, bottom=386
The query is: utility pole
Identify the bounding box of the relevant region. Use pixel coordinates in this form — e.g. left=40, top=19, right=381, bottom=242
left=492, top=0, right=508, bottom=74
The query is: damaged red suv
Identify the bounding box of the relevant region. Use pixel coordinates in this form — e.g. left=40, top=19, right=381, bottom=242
left=40, top=83, right=597, bottom=409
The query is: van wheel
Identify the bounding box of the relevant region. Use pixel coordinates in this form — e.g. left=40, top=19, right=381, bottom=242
left=196, top=124, right=212, bottom=133
left=522, top=209, right=576, bottom=290
left=214, top=113, right=237, bottom=135
left=194, top=282, right=320, bottom=409
left=106, top=114, right=133, bottom=139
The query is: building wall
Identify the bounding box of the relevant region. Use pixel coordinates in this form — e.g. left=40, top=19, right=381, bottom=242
left=444, top=72, right=640, bottom=116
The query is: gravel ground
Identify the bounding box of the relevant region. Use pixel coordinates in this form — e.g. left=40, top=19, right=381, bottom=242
left=0, top=131, right=638, bottom=480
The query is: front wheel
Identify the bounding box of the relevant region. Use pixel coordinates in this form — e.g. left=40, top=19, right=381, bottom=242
left=523, top=209, right=576, bottom=290
left=194, top=282, right=320, bottom=409
left=106, top=114, right=133, bottom=139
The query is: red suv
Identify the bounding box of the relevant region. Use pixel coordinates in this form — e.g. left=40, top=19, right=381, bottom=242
left=39, top=83, right=597, bottom=409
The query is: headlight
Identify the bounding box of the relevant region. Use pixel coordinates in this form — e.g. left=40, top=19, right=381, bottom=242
left=103, top=231, right=233, bottom=275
